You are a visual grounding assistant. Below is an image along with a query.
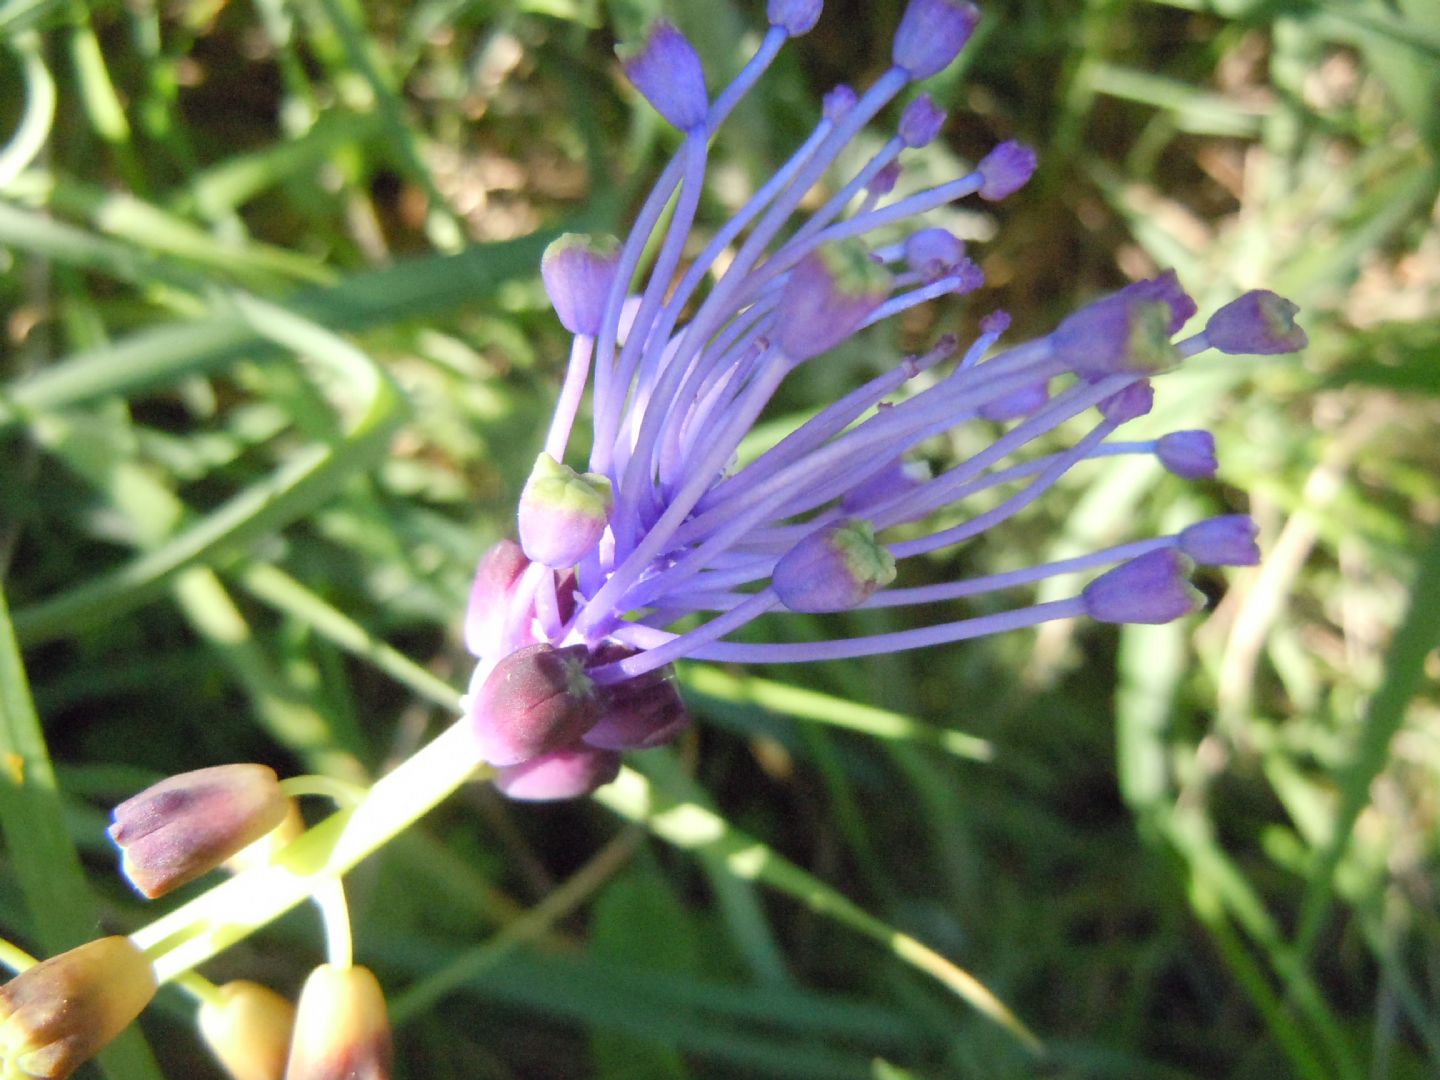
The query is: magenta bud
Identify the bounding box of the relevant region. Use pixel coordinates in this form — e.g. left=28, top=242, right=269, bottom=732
left=841, top=457, right=931, bottom=513
left=468, top=644, right=599, bottom=767
left=1179, top=515, right=1260, bottom=566
left=978, top=379, right=1049, bottom=421
left=583, top=664, right=691, bottom=751
left=899, top=93, right=946, bottom=147
left=823, top=84, right=858, bottom=121
left=1204, top=290, right=1308, bottom=354
left=1098, top=379, right=1154, bottom=423
left=892, top=0, right=981, bottom=80
left=494, top=745, right=622, bottom=801
left=976, top=141, right=1037, bottom=201
left=773, top=519, right=897, bottom=613
left=775, top=242, right=892, bottom=362
left=768, top=0, right=823, bottom=35
left=108, top=765, right=290, bottom=899
left=464, top=539, right=530, bottom=658
left=1082, top=549, right=1204, bottom=625
left=619, top=21, right=708, bottom=131
left=1155, top=430, right=1217, bottom=479
left=541, top=233, right=621, bottom=336
left=904, top=228, right=965, bottom=283
left=518, top=452, right=614, bottom=569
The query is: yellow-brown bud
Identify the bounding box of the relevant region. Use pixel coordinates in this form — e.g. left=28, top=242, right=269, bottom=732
left=284, top=965, right=392, bottom=1080
left=0, top=936, right=156, bottom=1079
left=198, top=981, right=296, bottom=1080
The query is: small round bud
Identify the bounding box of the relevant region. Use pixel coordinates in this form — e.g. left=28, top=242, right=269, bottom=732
left=493, top=745, right=622, bottom=802
left=518, top=452, right=614, bottom=569
left=892, top=0, right=981, bottom=81
left=768, top=0, right=823, bottom=35
left=1204, top=290, right=1308, bottom=355
left=198, top=981, right=295, bottom=1080
left=1082, top=549, right=1204, bottom=625
left=773, top=519, right=898, bottom=613
left=980, top=309, right=1012, bottom=336
left=1098, top=379, right=1154, bottom=423
left=619, top=21, right=708, bottom=131
left=109, top=764, right=290, bottom=898
left=976, top=141, right=1037, bottom=201
left=1178, top=515, right=1260, bottom=566
left=285, top=965, right=392, bottom=1080
left=467, top=643, right=599, bottom=767
left=823, top=84, right=857, bottom=121
left=1155, top=430, right=1217, bottom=480
left=0, top=936, right=157, bottom=1080
left=541, top=234, right=620, bottom=336
left=899, top=93, right=946, bottom=147
left=775, top=241, right=892, bottom=362
left=904, top=228, right=965, bottom=283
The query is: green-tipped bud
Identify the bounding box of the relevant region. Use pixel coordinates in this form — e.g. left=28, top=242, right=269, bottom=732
left=0, top=936, right=156, bottom=1079
left=109, top=764, right=290, bottom=898
left=773, top=519, right=897, bottom=612
left=198, top=981, right=296, bottom=1080
left=518, top=452, right=614, bottom=569
left=285, top=965, right=392, bottom=1080
left=775, top=241, right=892, bottom=362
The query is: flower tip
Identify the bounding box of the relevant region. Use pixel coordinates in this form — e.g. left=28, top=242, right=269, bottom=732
left=823, top=84, right=858, bottom=121
left=1179, top=515, right=1260, bottom=566
left=776, top=241, right=892, bottom=361
left=619, top=21, right=708, bottom=131
left=976, top=140, right=1037, bottom=201
left=1082, top=549, right=1204, bottom=625
left=494, top=744, right=622, bottom=801
left=198, top=981, right=295, bottom=1080
left=773, top=519, right=897, bottom=612
left=541, top=233, right=620, bottom=336
left=768, top=0, right=823, bottom=36
left=1155, top=430, right=1217, bottom=480
left=285, top=965, right=391, bottom=1080
left=892, top=0, right=982, bottom=81
left=468, top=643, right=598, bottom=767
left=1204, top=290, right=1308, bottom=355
left=518, top=452, right=614, bottom=569
left=980, top=309, right=1012, bottom=336
left=900, top=93, right=947, bottom=147
left=1098, top=379, right=1153, bottom=423
left=903, top=228, right=965, bottom=283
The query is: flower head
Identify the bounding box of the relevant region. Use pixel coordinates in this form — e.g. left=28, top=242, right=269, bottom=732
left=460, top=0, right=1307, bottom=799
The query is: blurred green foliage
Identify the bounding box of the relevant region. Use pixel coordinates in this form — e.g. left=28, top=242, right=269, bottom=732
left=1, top=0, right=1438, bottom=1077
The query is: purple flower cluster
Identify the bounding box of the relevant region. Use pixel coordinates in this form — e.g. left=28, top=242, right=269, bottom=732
left=460, top=0, right=1306, bottom=799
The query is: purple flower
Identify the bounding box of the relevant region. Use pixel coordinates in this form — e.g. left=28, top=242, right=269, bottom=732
left=461, top=0, right=1307, bottom=799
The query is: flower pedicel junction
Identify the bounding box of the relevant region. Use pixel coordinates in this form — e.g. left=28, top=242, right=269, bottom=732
left=0, top=0, right=1307, bottom=1075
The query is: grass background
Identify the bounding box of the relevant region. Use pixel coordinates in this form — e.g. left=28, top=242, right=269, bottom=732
left=2, top=0, right=1438, bottom=1076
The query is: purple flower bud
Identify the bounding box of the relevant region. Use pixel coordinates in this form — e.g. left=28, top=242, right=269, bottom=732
left=980, top=310, right=1012, bottom=335
left=904, top=228, right=965, bottom=283
left=1155, top=430, right=1217, bottom=480
left=768, top=0, right=823, bottom=36
left=1081, top=549, right=1204, bottom=625
left=1098, top=379, right=1153, bottom=423
left=109, top=764, right=290, bottom=898
left=464, top=538, right=530, bottom=657
left=823, top=84, right=857, bottom=121
left=841, top=458, right=931, bottom=513
left=900, top=93, right=946, bottom=147
left=950, top=257, right=985, bottom=294
left=1178, top=515, right=1260, bottom=566
left=892, top=0, right=981, bottom=80
left=976, top=141, right=1037, bottom=201
left=1204, top=290, right=1308, bottom=355
left=468, top=643, right=598, bottom=767
left=1050, top=296, right=1181, bottom=378
left=584, top=668, right=691, bottom=751
left=1117, top=269, right=1196, bottom=334
left=619, top=21, right=708, bottom=131
left=773, top=519, right=897, bottom=612
left=868, top=161, right=902, bottom=198
left=494, top=745, right=622, bottom=801
left=775, top=241, right=893, bottom=361
left=518, top=452, right=614, bottom=569
left=541, top=233, right=620, bottom=336
left=978, top=379, right=1049, bottom=421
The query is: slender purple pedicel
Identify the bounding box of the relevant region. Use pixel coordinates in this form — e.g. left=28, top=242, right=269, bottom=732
left=461, top=0, right=1308, bottom=799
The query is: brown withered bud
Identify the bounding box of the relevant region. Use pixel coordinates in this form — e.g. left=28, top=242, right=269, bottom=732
left=109, top=764, right=290, bottom=898
left=466, top=643, right=598, bottom=767
left=198, top=981, right=296, bottom=1080
left=284, top=965, right=392, bottom=1080
left=0, top=936, right=157, bottom=1079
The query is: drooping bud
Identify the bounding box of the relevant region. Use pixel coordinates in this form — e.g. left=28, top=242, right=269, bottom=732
left=583, top=651, right=691, bottom=751
left=518, top=452, right=614, bottom=569
left=775, top=241, right=892, bottom=362
left=1204, top=290, right=1308, bottom=354
left=109, top=764, right=290, bottom=898
left=285, top=965, right=392, bottom=1080
left=841, top=457, right=931, bottom=513
left=892, top=0, right=981, bottom=81
left=899, top=93, right=946, bottom=147
left=1098, top=379, right=1154, bottom=423
left=978, top=379, right=1049, bottom=421
left=1050, top=295, right=1181, bottom=378
left=823, top=84, right=857, bottom=121
left=904, top=228, right=965, bottom=283
left=619, top=21, right=708, bottom=132
left=1155, top=430, right=1217, bottom=479
left=493, top=745, right=622, bottom=802
left=467, top=643, right=598, bottom=767
left=540, top=234, right=621, bottom=336
left=1178, top=515, right=1260, bottom=566
left=976, top=141, right=1037, bottom=201
left=773, top=519, right=897, bottom=612
left=0, top=936, right=156, bottom=1080
left=1081, top=549, right=1204, bottom=624
left=768, top=0, right=823, bottom=36
left=198, top=981, right=296, bottom=1080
